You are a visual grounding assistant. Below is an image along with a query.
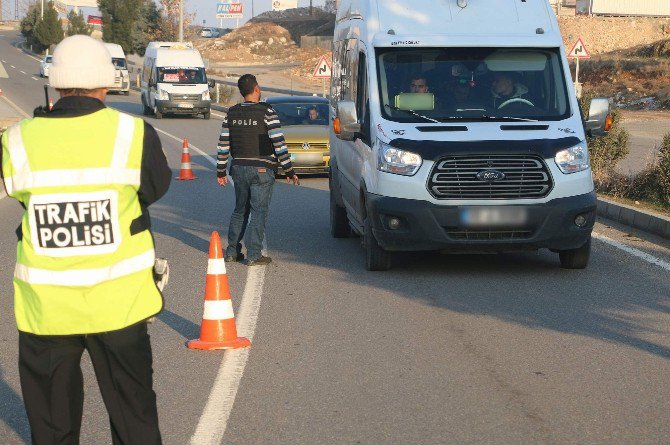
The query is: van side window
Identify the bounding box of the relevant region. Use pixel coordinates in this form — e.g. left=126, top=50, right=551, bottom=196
left=356, top=52, right=370, bottom=144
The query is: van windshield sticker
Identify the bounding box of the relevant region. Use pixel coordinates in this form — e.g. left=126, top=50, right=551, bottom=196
left=163, top=73, right=180, bottom=82
left=391, top=41, right=420, bottom=46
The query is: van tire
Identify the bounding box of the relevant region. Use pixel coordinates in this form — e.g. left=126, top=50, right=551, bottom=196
left=364, top=216, right=392, bottom=271
left=203, top=111, right=211, bottom=120
left=330, top=190, right=351, bottom=238
left=558, top=238, right=591, bottom=269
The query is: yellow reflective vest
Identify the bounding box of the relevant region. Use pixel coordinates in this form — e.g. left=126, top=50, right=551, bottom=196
left=1, top=108, right=162, bottom=335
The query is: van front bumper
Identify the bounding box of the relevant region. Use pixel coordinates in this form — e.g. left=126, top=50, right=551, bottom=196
left=367, top=191, right=596, bottom=252
left=156, top=100, right=211, bottom=114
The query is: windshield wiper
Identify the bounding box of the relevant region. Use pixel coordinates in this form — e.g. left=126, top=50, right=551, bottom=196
left=385, top=104, right=440, bottom=123
left=474, top=115, right=539, bottom=122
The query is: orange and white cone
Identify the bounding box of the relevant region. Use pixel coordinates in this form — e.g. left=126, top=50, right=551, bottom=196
left=176, top=138, right=197, bottom=180
left=188, top=231, right=250, bottom=350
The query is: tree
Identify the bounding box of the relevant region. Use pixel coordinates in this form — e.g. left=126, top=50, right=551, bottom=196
left=66, top=9, right=93, bottom=36
left=20, top=2, right=41, bottom=49
left=156, top=0, right=196, bottom=42
left=33, top=2, right=64, bottom=51
left=98, top=0, right=142, bottom=54
left=131, top=0, right=161, bottom=55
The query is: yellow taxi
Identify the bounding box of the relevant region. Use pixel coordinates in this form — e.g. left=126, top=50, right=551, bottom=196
left=265, top=96, right=330, bottom=175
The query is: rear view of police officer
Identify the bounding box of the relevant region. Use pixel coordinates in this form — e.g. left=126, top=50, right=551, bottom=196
left=0, top=35, right=170, bottom=444
left=217, top=74, right=299, bottom=266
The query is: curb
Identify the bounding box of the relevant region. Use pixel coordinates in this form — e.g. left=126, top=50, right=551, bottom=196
left=597, top=196, right=670, bottom=240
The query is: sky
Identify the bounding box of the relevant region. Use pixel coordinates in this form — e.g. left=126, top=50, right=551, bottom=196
left=187, top=0, right=328, bottom=28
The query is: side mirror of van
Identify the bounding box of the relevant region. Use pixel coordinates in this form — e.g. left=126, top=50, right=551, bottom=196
left=208, top=79, right=216, bottom=88
left=585, top=98, right=612, bottom=137
left=335, top=100, right=361, bottom=141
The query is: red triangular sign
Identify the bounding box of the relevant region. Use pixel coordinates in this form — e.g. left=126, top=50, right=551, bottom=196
left=312, top=55, right=332, bottom=78
left=568, top=37, right=590, bottom=59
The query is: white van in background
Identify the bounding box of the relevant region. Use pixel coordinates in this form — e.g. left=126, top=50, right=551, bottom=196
left=329, top=0, right=612, bottom=271
left=104, top=43, right=130, bottom=95
left=140, top=41, right=214, bottom=119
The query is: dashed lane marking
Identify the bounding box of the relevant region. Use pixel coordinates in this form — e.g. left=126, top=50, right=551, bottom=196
left=10, top=65, right=15, bottom=69
left=20, top=70, right=26, bottom=74
left=31, top=76, right=38, bottom=81
left=593, top=232, right=670, bottom=272
left=189, top=266, right=266, bottom=445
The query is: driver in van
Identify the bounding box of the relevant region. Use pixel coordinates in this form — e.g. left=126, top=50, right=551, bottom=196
left=490, top=72, right=531, bottom=109
left=409, top=75, right=430, bottom=94
left=303, top=106, right=321, bottom=124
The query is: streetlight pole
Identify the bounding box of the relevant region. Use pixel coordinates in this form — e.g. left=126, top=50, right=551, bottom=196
left=41, top=0, right=43, bottom=19
left=178, top=0, right=184, bottom=42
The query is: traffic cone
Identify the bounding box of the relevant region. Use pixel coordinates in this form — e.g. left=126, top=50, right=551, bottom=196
left=188, top=231, right=251, bottom=351
left=48, top=98, right=53, bottom=111
left=176, top=138, right=197, bottom=180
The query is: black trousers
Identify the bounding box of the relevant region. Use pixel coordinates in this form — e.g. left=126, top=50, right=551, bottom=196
left=18, top=322, right=162, bottom=445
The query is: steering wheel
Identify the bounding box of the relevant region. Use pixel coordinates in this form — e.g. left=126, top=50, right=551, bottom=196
left=498, top=98, right=534, bottom=109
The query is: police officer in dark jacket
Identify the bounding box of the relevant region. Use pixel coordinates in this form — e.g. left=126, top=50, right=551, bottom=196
left=217, top=74, right=299, bottom=266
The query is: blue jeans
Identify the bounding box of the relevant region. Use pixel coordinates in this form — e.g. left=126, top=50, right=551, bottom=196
left=226, top=164, right=275, bottom=261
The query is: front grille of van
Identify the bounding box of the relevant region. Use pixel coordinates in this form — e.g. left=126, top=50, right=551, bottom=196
left=169, top=93, right=201, bottom=102
left=428, top=155, right=553, bottom=199
left=445, top=229, right=534, bottom=241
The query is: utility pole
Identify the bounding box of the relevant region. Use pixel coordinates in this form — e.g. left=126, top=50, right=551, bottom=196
left=178, top=0, right=183, bottom=42
left=310, top=0, right=313, bottom=15
left=41, top=0, right=44, bottom=19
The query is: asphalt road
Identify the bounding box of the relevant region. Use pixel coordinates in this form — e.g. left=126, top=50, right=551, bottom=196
left=1, top=32, right=670, bottom=444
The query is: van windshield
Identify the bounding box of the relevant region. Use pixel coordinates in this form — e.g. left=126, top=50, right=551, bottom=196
left=377, top=47, right=570, bottom=122
left=112, top=58, right=127, bottom=69
left=157, top=67, right=207, bottom=84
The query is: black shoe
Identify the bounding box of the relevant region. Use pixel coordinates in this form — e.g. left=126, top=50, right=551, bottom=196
left=224, top=253, right=245, bottom=262
left=245, top=256, right=272, bottom=266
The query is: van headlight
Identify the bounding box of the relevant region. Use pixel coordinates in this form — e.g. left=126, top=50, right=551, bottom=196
left=555, top=143, right=589, bottom=174
left=377, top=140, right=422, bottom=176
left=202, top=90, right=210, bottom=101
left=157, top=89, right=169, bottom=100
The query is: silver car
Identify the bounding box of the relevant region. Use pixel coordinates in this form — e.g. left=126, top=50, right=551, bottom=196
left=39, top=55, right=53, bottom=77
left=200, top=27, right=220, bottom=38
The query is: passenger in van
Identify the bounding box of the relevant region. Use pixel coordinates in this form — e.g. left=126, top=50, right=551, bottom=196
left=490, top=72, right=532, bottom=109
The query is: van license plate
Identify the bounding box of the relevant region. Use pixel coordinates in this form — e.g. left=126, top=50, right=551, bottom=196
left=178, top=103, right=193, bottom=108
left=460, top=207, right=528, bottom=228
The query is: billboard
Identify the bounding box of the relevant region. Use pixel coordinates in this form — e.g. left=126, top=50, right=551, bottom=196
left=216, top=2, right=243, bottom=19
left=271, top=0, right=298, bottom=11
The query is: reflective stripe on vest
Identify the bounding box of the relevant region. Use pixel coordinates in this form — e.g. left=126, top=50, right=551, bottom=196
left=4, top=114, right=140, bottom=194
left=14, top=250, right=155, bottom=286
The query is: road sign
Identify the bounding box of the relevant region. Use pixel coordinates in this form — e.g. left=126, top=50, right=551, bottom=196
left=568, top=37, right=590, bottom=59
left=312, top=55, right=332, bottom=79
left=272, top=0, right=298, bottom=11
left=216, top=2, right=243, bottom=19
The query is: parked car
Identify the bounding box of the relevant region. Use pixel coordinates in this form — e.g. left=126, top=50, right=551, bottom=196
left=265, top=96, right=330, bottom=175
left=39, top=55, right=53, bottom=77
left=200, top=27, right=220, bottom=38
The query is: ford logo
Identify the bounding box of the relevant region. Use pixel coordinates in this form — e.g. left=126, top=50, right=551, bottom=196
left=476, top=169, right=506, bottom=182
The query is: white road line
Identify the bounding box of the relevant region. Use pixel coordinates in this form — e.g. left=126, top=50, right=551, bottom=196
left=20, top=70, right=26, bottom=74
left=593, top=232, right=670, bottom=272
left=189, top=266, right=266, bottom=445
left=1, top=60, right=6, bottom=63
left=1, top=94, right=31, bottom=118
left=10, top=65, right=15, bottom=69
left=153, top=127, right=216, bottom=166
left=31, top=76, right=38, bottom=81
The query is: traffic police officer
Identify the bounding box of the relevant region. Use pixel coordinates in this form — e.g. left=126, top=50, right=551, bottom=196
left=217, top=74, right=299, bottom=265
left=0, top=35, right=170, bottom=443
